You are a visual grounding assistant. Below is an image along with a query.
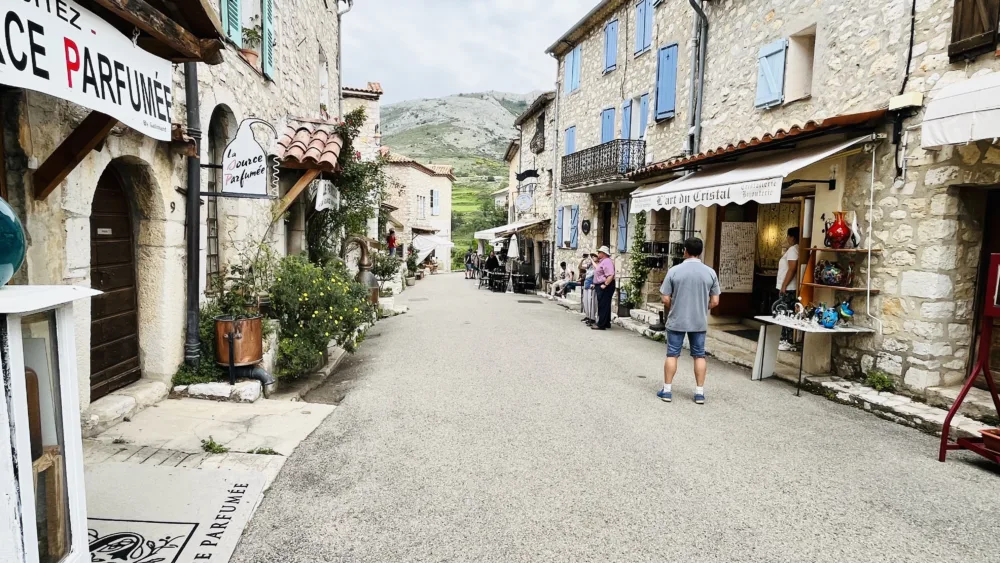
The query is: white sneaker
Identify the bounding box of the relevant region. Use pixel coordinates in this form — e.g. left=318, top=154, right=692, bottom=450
left=778, top=341, right=793, bottom=351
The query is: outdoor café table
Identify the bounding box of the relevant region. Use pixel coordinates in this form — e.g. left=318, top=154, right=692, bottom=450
left=752, top=315, right=875, bottom=396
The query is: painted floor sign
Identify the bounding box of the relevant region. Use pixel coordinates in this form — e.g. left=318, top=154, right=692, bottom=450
left=86, top=463, right=265, bottom=563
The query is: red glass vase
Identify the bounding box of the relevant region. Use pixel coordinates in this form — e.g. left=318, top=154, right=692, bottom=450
left=825, top=211, right=851, bottom=249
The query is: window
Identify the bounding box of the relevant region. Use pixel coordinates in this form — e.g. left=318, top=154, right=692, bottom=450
left=564, top=45, right=582, bottom=93
left=565, top=126, right=577, bottom=155
left=949, top=0, right=1000, bottom=60
left=417, top=195, right=426, bottom=219
left=601, top=108, right=616, bottom=143
left=431, top=190, right=440, bottom=216
left=222, top=0, right=276, bottom=78
left=531, top=113, right=545, bottom=153
left=635, top=0, right=654, bottom=55
left=755, top=39, right=788, bottom=109
left=655, top=44, right=678, bottom=120
left=785, top=26, right=816, bottom=103
left=599, top=203, right=613, bottom=249
left=605, top=20, right=619, bottom=72
left=555, top=206, right=578, bottom=248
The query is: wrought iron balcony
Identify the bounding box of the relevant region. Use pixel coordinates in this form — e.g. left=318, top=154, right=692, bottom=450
left=561, top=139, right=645, bottom=191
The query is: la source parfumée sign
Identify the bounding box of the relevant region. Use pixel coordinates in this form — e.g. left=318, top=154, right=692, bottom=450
left=1, top=0, right=174, bottom=141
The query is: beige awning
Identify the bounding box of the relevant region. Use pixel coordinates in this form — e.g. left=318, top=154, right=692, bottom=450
left=922, top=73, right=1000, bottom=148
left=474, top=218, right=550, bottom=240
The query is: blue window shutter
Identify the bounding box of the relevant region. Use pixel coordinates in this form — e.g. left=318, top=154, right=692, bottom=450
left=605, top=21, right=618, bottom=71
left=617, top=200, right=629, bottom=253
left=564, top=52, right=574, bottom=93
left=755, top=39, right=788, bottom=109
left=262, top=0, right=275, bottom=78
left=570, top=206, right=580, bottom=249
left=644, top=0, right=654, bottom=51
left=222, top=0, right=242, bottom=47
left=622, top=101, right=632, bottom=139
left=556, top=207, right=564, bottom=247
left=565, top=127, right=576, bottom=155
left=639, top=94, right=649, bottom=137
left=601, top=108, right=616, bottom=143
left=634, top=0, right=646, bottom=54
left=655, top=45, right=677, bottom=120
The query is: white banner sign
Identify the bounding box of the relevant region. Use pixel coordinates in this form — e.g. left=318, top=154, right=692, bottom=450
left=631, top=178, right=783, bottom=213
left=315, top=181, right=339, bottom=211
left=223, top=119, right=277, bottom=197
left=0, top=0, right=175, bottom=140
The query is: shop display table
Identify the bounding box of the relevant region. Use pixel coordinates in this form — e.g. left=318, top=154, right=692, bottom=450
left=752, top=315, right=875, bottom=395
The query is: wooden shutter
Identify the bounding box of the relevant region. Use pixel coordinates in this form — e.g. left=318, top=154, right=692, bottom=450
left=605, top=20, right=619, bottom=71
left=565, top=127, right=576, bottom=155
left=950, top=0, right=1000, bottom=60
left=573, top=46, right=582, bottom=90
left=564, top=53, right=573, bottom=93
left=644, top=0, right=654, bottom=51
left=755, top=39, right=787, bottom=109
left=639, top=94, right=649, bottom=137
left=635, top=0, right=646, bottom=54
left=556, top=206, right=564, bottom=247
left=617, top=200, right=629, bottom=253
left=622, top=100, right=633, bottom=139
left=570, top=206, right=580, bottom=249
left=601, top=108, right=616, bottom=143
left=262, top=0, right=276, bottom=78
left=655, top=45, right=677, bottom=120
left=222, top=0, right=242, bottom=47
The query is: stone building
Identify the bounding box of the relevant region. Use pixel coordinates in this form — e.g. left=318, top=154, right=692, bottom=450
left=383, top=149, right=456, bottom=271
left=546, top=0, right=1000, bottom=405
left=1, top=0, right=352, bottom=434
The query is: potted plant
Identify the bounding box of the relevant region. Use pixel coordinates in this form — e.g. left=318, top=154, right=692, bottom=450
left=241, top=17, right=262, bottom=66
left=406, top=245, right=418, bottom=285
left=212, top=244, right=276, bottom=369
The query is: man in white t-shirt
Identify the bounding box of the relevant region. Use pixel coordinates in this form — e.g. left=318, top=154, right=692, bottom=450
left=775, top=227, right=800, bottom=350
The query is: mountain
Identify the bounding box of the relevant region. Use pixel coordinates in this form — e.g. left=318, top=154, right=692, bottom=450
left=382, top=90, right=541, bottom=171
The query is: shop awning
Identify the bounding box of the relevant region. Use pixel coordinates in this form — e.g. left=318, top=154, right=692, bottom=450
left=630, top=135, right=874, bottom=213
left=412, top=235, right=454, bottom=264
left=474, top=218, right=550, bottom=240
left=922, top=73, right=1000, bottom=148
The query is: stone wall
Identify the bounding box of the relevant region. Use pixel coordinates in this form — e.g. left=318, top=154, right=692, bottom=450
left=385, top=162, right=453, bottom=271
left=513, top=100, right=557, bottom=226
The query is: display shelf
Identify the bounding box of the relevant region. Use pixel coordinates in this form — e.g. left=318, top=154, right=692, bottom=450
left=802, top=282, right=880, bottom=295
left=807, top=247, right=882, bottom=254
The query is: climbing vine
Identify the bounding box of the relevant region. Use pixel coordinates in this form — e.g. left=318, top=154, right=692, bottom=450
left=624, top=212, right=651, bottom=308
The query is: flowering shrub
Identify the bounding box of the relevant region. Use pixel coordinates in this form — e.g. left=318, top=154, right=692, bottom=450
left=269, top=255, right=375, bottom=379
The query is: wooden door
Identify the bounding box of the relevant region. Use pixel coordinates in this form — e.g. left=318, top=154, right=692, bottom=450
left=90, top=169, right=141, bottom=400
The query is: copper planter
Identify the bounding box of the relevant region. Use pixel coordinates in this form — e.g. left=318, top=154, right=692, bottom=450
left=215, top=315, right=264, bottom=367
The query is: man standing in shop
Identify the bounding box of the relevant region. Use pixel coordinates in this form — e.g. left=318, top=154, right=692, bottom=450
left=776, top=227, right=800, bottom=351
left=658, top=238, right=721, bottom=405
left=592, top=246, right=616, bottom=331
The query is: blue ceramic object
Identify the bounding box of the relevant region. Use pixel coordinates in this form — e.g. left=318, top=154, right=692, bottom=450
left=821, top=308, right=839, bottom=329
left=0, top=196, right=26, bottom=286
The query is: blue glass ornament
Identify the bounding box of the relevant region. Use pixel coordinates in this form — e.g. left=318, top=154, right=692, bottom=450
left=0, top=196, right=26, bottom=286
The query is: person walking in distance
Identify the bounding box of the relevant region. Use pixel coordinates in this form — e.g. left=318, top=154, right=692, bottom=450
left=657, top=238, right=721, bottom=404
left=592, top=246, right=616, bottom=331
left=386, top=229, right=398, bottom=257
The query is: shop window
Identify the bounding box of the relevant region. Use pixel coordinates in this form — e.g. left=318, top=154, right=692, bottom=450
left=785, top=26, right=816, bottom=103
left=22, top=311, right=71, bottom=563
left=949, top=0, right=1000, bottom=61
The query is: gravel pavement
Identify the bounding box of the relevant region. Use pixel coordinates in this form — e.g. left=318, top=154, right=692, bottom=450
left=232, top=274, right=1000, bottom=563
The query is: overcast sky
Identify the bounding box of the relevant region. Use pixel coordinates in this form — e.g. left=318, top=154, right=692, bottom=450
left=342, top=0, right=596, bottom=105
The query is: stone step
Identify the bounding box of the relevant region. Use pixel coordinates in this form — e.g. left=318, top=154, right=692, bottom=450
left=82, top=380, right=169, bottom=439
left=925, top=385, right=1000, bottom=425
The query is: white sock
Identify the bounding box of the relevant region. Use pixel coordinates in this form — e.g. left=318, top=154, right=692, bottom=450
left=695, top=386, right=704, bottom=396
left=662, top=384, right=672, bottom=393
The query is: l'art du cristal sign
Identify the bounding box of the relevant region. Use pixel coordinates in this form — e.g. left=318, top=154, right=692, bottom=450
left=1, top=0, right=174, bottom=140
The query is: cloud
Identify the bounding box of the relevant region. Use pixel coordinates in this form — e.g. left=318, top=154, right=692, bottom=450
left=342, top=0, right=596, bottom=104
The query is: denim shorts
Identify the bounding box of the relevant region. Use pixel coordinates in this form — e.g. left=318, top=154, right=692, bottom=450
left=667, top=330, right=707, bottom=358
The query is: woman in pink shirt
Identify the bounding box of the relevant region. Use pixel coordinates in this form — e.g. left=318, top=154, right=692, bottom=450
left=592, top=246, right=616, bottom=330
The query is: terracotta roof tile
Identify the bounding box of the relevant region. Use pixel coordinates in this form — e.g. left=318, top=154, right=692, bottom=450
left=343, top=82, right=384, bottom=98
left=276, top=119, right=345, bottom=171
left=380, top=148, right=456, bottom=181
left=629, top=109, right=887, bottom=181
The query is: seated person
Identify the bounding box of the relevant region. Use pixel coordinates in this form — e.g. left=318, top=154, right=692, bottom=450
left=549, top=262, right=577, bottom=299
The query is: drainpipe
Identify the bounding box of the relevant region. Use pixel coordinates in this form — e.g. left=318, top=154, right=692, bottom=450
left=550, top=56, right=563, bottom=283
left=184, top=62, right=202, bottom=366
left=337, top=0, right=353, bottom=119
left=684, top=0, right=709, bottom=239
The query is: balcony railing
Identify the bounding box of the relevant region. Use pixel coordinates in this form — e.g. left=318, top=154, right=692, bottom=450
left=561, top=139, right=646, bottom=189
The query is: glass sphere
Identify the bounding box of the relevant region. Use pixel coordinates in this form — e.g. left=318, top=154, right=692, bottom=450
left=0, top=196, right=26, bottom=286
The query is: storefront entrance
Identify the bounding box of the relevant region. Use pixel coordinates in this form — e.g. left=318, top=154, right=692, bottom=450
left=89, top=168, right=141, bottom=400
left=973, top=188, right=1000, bottom=390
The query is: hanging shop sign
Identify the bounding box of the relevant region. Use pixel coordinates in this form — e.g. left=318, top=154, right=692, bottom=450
left=0, top=0, right=174, bottom=141
left=314, top=180, right=339, bottom=211
left=221, top=119, right=278, bottom=198
left=515, top=193, right=533, bottom=212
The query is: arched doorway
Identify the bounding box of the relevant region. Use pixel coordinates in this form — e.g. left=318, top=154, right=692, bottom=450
left=89, top=167, right=141, bottom=400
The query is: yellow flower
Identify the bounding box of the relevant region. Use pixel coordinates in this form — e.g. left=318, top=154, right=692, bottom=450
left=325, top=332, right=330, bottom=337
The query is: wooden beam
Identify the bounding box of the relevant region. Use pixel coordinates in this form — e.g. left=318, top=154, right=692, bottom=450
left=33, top=112, right=117, bottom=201
left=91, top=0, right=203, bottom=60
left=275, top=169, right=321, bottom=217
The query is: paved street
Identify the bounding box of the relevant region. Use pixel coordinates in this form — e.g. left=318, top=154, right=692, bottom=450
left=232, top=274, right=1000, bottom=563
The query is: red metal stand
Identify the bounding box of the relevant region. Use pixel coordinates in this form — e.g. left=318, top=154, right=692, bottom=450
left=939, top=254, right=1000, bottom=463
